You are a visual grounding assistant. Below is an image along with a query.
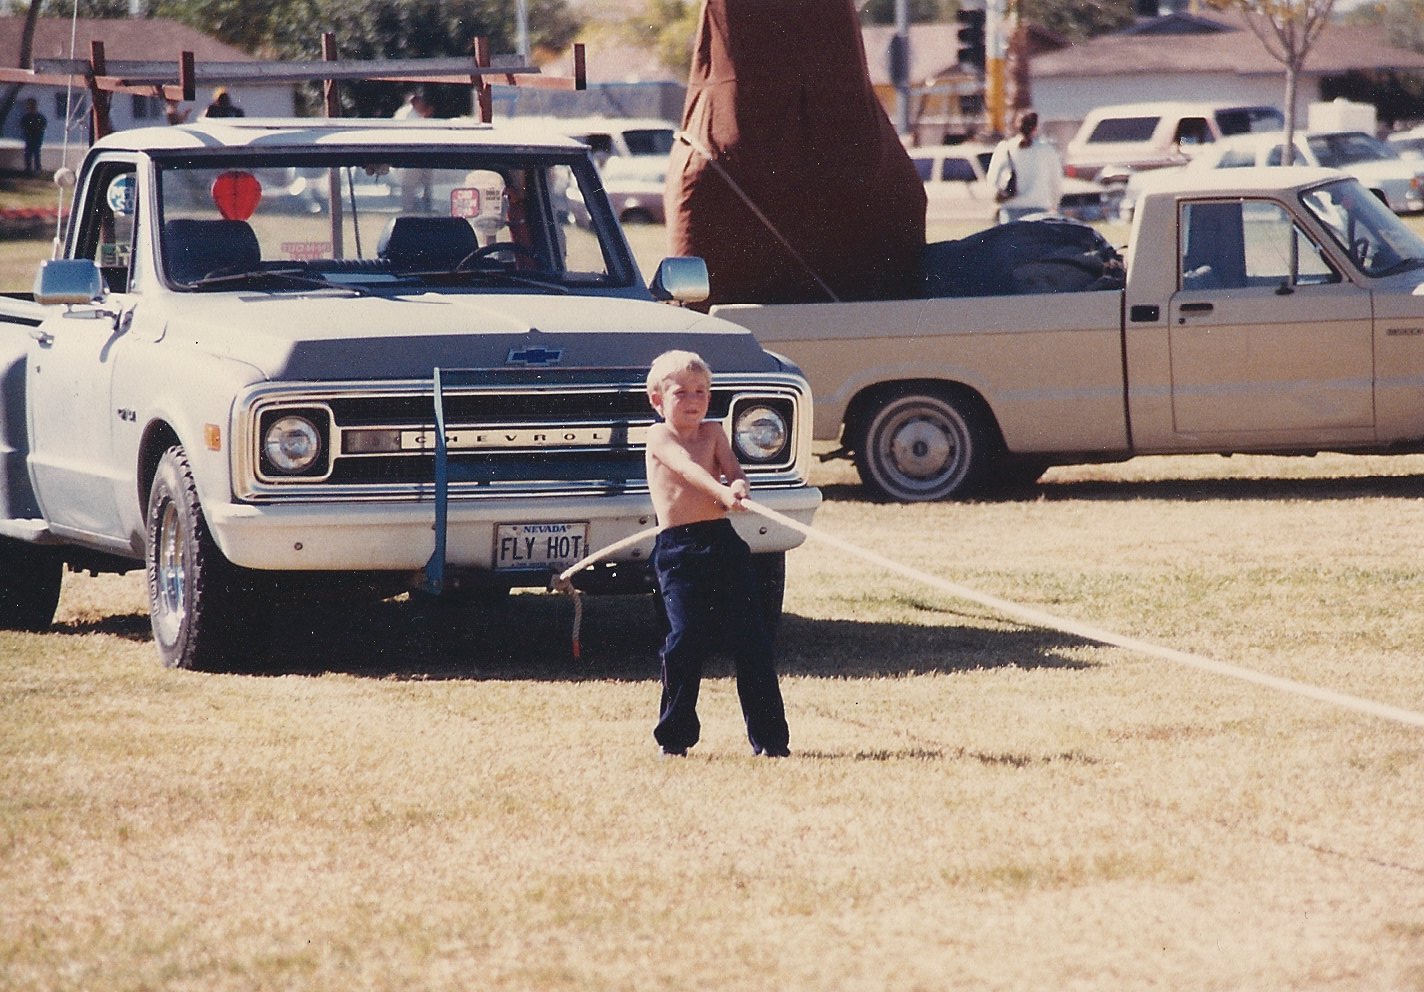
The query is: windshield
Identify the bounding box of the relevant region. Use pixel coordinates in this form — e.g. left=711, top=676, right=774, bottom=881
left=1301, top=177, right=1424, bottom=278
left=1307, top=132, right=1399, bottom=167
left=622, top=128, right=676, bottom=156
left=1214, top=106, right=1283, bottom=136
left=155, top=149, right=634, bottom=293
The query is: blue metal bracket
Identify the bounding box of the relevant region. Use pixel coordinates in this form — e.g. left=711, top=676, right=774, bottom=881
left=423, top=367, right=451, bottom=595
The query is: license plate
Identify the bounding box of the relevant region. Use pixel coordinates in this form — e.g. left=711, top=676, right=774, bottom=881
left=494, top=522, right=589, bottom=571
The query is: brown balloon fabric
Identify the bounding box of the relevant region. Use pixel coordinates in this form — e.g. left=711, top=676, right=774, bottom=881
left=665, top=0, right=927, bottom=306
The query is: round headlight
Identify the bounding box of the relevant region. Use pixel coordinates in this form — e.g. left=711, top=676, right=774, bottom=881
left=263, top=415, right=322, bottom=474
left=733, top=405, right=788, bottom=462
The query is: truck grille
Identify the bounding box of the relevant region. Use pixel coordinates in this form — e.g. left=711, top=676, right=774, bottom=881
left=234, top=375, right=809, bottom=501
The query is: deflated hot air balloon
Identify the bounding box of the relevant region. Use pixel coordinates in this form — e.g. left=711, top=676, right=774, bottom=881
left=665, top=0, right=927, bottom=306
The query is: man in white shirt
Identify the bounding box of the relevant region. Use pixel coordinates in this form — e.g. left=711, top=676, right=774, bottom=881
left=987, top=111, right=1063, bottom=224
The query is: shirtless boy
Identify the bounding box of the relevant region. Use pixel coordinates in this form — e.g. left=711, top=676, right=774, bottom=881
left=644, top=350, right=790, bottom=758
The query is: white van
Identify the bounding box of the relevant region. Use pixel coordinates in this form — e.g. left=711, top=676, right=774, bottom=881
left=1064, top=101, right=1282, bottom=182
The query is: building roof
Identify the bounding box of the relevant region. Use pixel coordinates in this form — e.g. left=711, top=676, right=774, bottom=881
left=0, top=16, right=256, bottom=68
left=1032, top=11, right=1424, bottom=79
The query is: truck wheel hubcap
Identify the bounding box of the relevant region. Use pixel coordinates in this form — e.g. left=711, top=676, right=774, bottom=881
left=890, top=418, right=953, bottom=478
left=156, top=502, right=187, bottom=625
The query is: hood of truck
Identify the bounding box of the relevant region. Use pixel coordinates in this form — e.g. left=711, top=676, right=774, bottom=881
left=158, top=291, right=786, bottom=380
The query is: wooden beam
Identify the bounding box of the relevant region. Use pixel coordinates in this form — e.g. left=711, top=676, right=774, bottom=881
left=0, top=67, right=187, bottom=98
left=321, top=32, right=343, bottom=259
left=32, top=55, right=544, bottom=86
left=88, top=41, right=114, bottom=140
left=180, top=51, right=195, bottom=103
left=473, top=37, right=493, bottom=124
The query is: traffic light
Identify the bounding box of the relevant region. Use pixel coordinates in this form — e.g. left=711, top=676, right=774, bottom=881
left=957, top=7, right=986, bottom=70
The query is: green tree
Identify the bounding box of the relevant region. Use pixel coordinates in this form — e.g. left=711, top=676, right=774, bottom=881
left=1019, top=0, right=1134, bottom=42
left=616, top=0, right=701, bottom=79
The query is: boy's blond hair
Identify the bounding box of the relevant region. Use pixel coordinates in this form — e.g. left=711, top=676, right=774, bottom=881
left=646, top=349, right=712, bottom=399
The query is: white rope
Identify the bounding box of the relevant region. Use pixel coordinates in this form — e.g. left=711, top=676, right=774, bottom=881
left=730, top=499, right=1424, bottom=731
left=548, top=501, right=1424, bottom=729
left=556, top=523, right=661, bottom=587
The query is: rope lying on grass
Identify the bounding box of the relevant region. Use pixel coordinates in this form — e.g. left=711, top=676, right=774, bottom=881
left=554, top=500, right=1424, bottom=730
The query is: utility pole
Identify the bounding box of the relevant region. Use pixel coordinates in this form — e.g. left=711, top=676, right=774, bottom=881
left=984, top=0, right=1010, bottom=135
left=515, top=0, right=530, bottom=60
left=892, top=0, right=911, bottom=138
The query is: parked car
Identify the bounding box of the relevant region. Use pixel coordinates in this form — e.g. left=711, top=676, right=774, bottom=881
left=1182, top=130, right=1424, bottom=213
left=909, top=142, right=1116, bottom=223
left=1386, top=125, right=1424, bottom=160
left=1064, top=101, right=1283, bottom=183
left=567, top=154, right=668, bottom=226
left=516, top=116, right=677, bottom=167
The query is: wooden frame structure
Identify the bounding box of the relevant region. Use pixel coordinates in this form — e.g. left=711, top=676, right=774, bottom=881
left=0, top=34, right=587, bottom=140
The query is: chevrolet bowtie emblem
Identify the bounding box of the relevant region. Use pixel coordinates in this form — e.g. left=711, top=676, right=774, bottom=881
left=507, top=346, right=563, bottom=366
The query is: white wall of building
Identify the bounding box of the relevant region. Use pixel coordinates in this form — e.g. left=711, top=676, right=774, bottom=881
left=1032, top=71, right=1322, bottom=139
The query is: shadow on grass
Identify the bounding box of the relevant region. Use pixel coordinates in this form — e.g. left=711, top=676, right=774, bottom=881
left=238, top=591, right=1095, bottom=681
left=55, top=613, right=152, bottom=641
left=45, top=590, right=1095, bottom=682
left=817, top=471, right=1424, bottom=506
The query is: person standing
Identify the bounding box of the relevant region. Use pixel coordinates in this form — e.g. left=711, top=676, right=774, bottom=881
left=204, top=88, right=245, bottom=118
left=19, top=98, right=47, bottom=176
left=643, top=350, right=791, bottom=759
left=393, top=90, right=434, bottom=121
left=987, top=110, right=1062, bottom=224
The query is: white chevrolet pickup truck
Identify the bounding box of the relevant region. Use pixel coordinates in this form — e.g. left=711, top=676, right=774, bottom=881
left=0, top=117, right=820, bottom=669
left=716, top=167, right=1424, bottom=501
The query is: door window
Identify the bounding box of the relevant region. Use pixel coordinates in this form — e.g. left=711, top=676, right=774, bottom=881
left=73, top=160, right=139, bottom=293
left=1180, top=199, right=1336, bottom=290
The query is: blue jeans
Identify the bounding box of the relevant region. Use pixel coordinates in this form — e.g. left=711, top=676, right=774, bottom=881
left=651, top=518, right=788, bottom=754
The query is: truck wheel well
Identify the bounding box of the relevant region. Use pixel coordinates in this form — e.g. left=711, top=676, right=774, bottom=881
left=137, top=422, right=182, bottom=512
left=844, top=380, right=1002, bottom=453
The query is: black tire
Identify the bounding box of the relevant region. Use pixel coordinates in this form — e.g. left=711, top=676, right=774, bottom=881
left=0, top=537, right=62, bottom=632
left=751, top=551, right=786, bottom=633
left=855, top=391, right=989, bottom=502
left=145, top=446, right=263, bottom=670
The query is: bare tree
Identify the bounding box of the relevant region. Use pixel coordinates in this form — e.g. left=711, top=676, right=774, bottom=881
left=1207, top=0, right=1337, bottom=163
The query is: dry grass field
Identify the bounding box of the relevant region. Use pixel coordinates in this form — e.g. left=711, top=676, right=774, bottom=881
left=4, top=451, right=1424, bottom=991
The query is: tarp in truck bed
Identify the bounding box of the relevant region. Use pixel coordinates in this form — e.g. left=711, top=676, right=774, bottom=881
left=666, top=0, right=926, bottom=306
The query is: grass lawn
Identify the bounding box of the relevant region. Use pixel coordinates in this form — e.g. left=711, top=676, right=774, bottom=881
left=4, top=451, right=1424, bottom=991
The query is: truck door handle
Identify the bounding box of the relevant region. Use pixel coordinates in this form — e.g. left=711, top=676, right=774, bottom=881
left=28, top=328, right=54, bottom=347
left=1178, top=302, right=1214, bottom=323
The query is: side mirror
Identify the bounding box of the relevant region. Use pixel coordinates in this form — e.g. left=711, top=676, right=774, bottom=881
left=650, top=256, right=710, bottom=305
left=34, top=259, right=104, bottom=306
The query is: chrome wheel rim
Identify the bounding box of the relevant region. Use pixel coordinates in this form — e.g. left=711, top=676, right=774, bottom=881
left=154, top=500, right=187, bottom=637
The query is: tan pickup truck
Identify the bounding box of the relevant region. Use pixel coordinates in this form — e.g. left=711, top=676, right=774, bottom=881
left=715, top=167, right=1424, bottom=501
